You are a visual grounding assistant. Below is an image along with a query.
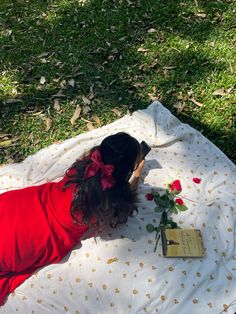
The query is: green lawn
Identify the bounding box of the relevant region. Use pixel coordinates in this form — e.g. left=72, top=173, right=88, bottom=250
left=0, top=0, right=235, bottom=164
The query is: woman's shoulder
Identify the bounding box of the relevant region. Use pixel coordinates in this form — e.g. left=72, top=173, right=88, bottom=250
left=56, top=168, right=77, bottom=187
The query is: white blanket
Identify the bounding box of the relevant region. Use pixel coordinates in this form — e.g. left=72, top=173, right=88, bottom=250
left=0, top=101, right=235, bottom=314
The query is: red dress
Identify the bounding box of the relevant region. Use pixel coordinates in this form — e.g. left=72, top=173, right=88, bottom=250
left=0, top=171, right=89, bottom=305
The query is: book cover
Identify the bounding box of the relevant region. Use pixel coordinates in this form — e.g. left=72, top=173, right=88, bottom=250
left=161, top=228, right=205, bottom=258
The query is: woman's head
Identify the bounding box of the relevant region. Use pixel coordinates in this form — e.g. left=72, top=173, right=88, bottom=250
left=100, top=132, right=142, bottom=183
left=65, top=132, right=142, bottom=228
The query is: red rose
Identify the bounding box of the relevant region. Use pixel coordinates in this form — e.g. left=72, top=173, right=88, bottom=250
left=193, top=177, right=201, bottom=184
left=169, top=180, right=182, bottom=192
left=145, top=193, right=154, bottom=201
left=175, top=198, right=184, bottom=205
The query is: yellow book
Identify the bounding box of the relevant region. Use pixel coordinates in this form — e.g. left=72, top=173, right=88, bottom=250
left=161, top=228, right=205, bottom=258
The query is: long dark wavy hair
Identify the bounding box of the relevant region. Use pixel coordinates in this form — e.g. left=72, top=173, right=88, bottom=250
left=63, top=132, right=142, bottom=228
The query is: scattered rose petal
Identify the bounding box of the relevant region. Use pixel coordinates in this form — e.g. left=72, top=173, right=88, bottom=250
left=193, top=177, right=201, bottom=184
left=145, top=193, right=154, bottom=201
left=175, top=198, right=184, bottom=205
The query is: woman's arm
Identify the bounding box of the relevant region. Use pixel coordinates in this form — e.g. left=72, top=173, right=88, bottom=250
left=129, top=160, right=145, bottom=191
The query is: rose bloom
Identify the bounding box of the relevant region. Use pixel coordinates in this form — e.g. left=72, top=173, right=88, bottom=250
left=193, top=177, right=201, bottom=184
left=175, top=198, right=184, bottom=205
left=169, top=180, right=182, bottom=192
left=145, top=193, right=154, bottom=201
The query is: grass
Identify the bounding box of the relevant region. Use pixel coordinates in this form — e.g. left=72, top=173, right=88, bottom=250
left=0, top=0, right=235, bottom=164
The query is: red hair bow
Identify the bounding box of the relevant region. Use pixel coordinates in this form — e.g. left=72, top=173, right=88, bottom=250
left=84, top=149, right=116, bottom=191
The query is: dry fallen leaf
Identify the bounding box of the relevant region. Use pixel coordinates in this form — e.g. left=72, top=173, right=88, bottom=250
left=38, top=52, right=49, bottom=58
left=119, top=36, right=127, bottom=41
left=40, top=76, right=46, bottom=84
left=40, top=58, right=47, bottom=64
left=82, top=95, right=91, bottom=105
left=149, top=60, right=158, bottom=68
left=81, top=117, right=92, bottom=123
left=45, top=117, right=52, bottom=131
left=173, top=92, right=185, bottom=100
left=60, top=80, right=67, bottom=88
left=196, top=13, right=206, bottom=18
left=187, top=89, right=194, bottom=97
left=147, top=28, right=157, bottom=33
left=88, top=84, right=95, bottom=100
left=70, top=106, right=81, bottom=125
left=53, top=99, right=61, bottom=112
left=137, top=47, right=149, bottom=53
left=32, top=110, right=44, bottom=116
left=72, top=65, right=80, bottom=76
left=133, top=82, right=146, bottom=88
left=86, top=122, right=95, bottom=131
left=51, top=92, right=66, bottom=98
left=92, top=115, right=100, bottom=125
left=213, top=88, right=228, bottom=96
left=107, top=257, right=119, bottom=264
left=173, top=102, right=186, bottom=113
left=139, top=63, right=145, bottom=70
left=5, top=99, right=22, bottom=104
left=68, top=79, right=75, bottom=87
left=147, top=93, right=159, bottom=101
left=0, top=134, right=11, bottom=139
left=0, top=140, right=12, bottom=147
left=82, top=105, right=91, bottom=115
left=111, top=108, right=122, bottom=117
left=189, top=98, right=203, bottom=107
left=162, top=66, right=177, bottom=70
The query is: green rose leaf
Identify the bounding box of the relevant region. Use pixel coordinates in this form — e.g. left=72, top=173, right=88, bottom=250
left=160, top=194, right=169, bottom=201
left=171, top=206, right=178, bottom=214
left=169, top=221, right=178, bottom=228
left=154, top=206, right=163, bottom=213
left=146, top=224, right=155, bottom=232
left=152, top=191, right=160, bottom=198
left=176, top=204, right=188, bottom=211
left=155, top=197, right=169, bottom=208
left=154, top=196, right=160, bottom=203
